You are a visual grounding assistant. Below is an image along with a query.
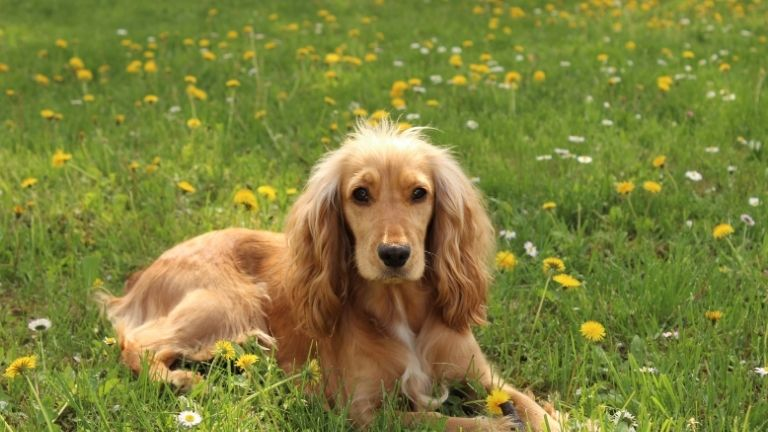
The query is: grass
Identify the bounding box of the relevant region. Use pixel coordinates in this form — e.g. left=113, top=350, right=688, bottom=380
left=1, top=0, right=767, bottom=430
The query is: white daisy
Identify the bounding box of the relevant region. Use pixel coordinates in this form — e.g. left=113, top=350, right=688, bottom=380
left=601, top=119, right=614, bottom=126
left=498, top=230, right=516, bottom=240
left=535, top=155, right=552, bottom=161
left=177, top=410, right=202, bottom=428
left=661, top=330, right=679, bottom=339
left=465, top=120, right=479, bottom=130
left=576, top=155, right=593, bottom=164
left=28, top=318, right=52, bottom=331
left=523, top=241, right=538, bottom=258
left=740, top=214, right=755, bottom=226
left=638, top=366, right=658, bottom=374
left=567, top=135, right=585, bottom=143
left=748, top=197, right=760, bottom=207
left=754, top=367, right=768, bottom=377
left=429, top=74, right=443, bottom=84
left=685, top=171, right=703, bottom=181
left=704, top=146, right=719, bottom=153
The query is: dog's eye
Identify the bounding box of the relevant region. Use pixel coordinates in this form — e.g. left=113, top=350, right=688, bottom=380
left=352, top=187, right=370, bottom=203
left=411, top=187, right=428, bottom=201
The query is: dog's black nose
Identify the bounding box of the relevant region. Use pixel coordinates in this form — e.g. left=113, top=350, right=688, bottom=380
left=377, top=244, right=411, bottom=268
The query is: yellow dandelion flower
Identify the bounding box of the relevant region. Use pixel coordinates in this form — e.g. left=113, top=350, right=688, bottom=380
left=83, top=94, right=95, bottom=103
left=115, top=114, right=126, bottom=125
left=391, top=98, right=406, bottom=110
left=52, top=149, right=72, bottom=167
left=682, top=50, right=695, bottom=59
left=126, top=60, right=142, bottom=74
left=324, top=96, right=336, bottom=106
left=390, top=80, right=409, bottom=98
left=596, top=53, right=608, bottom=63
left=235, top=354, right=259, bottom=369
left=186, top=118, right=202, bottom=129
left=533, top=70, right=546, bottom=82
left=76, top=69, right=93, bottom=81
left=712, top=223, right=734, bottom=239
left=657, top=75, right=673, bottom=92
left=504, top=71, right=522, bottom=84
left=177, top=181, right=196, bottom=193
left=306, top=359, right=322, bottom=385
left=705, top=310, right=723, bottom=322
left=68, top=57, right=85, bottom=70
left=103, top=337, right=117, bottom=346
left=0, top=63, right=9, bottom=73
left=510, top=6, right=525, bottom=18
left=143, top=94, right=159, bottom=104
left=625, top=40, right=636, bottom=50
left=257, top=185, right=277, bottom=202
left=184, top=75, right=197, bottom=84
left=55, top=38, right=68, bottom=48
left=21, top=177, right=38, bottom=188
left=719, top=63, right=730, bottom=72
left=542, top=257, right=565, bottom=274
left=40, top=109, right=56, bottom=120
left=186, top=85, right=207, bottom=101
left=4, top=355, right=37, bottom=379
left=202, top=50, right=216, bottom=61
left=542, top=201, right=557, bottom=210
left=449, top=54, right=463, bottom=68
left=226, top=79, right=241, bottom=88
left=364, top=53, right=377, bottom=62
left=213, top=340, right=236, bottom=360
left=370, top=110, right=389, bottom=121
left=450, top=74, right=468, bottom=86
left=643, top=181, right=662, bottom=194
left=143, top=60, right=158, bottom=73
left=652, top=155, right=666, bottom=168
left=580, top=321, right=606, bottom=342
left=324, top=53, right=341, bottom=65
left=553, top=273, right=581, bottom=289
left=426, top=99, right=440, bottom=107
left=227, top=30, right=238, bottom=39
left=485, top=389, right=510, bottom=416
left=615, top=181, right=635, bottom=195
left=495, top=251, right=517, bottom=270
left=34, top=73, right=50, bottom=86
left=254, top=110, right=267, bottom=120
left=234, top=188, right=258, bottom=210
left=128, top=161, right=140, bottom=171
left=243, top=50, right=256, bottom=61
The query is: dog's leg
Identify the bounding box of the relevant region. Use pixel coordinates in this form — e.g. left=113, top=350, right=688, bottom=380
left=427, top=331, right=562, bottom=432
left=401, top=411, right=519, bottom=431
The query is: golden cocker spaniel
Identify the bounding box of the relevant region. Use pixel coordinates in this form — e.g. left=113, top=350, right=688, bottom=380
left=99, top=122, right=561, bottom=431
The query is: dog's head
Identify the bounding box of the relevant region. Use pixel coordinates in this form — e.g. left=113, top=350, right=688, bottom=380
left=285, top=121, right=494, bottom=336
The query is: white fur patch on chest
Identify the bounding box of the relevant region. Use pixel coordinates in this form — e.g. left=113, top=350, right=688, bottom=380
left=391, top=299, right=448, bottom=410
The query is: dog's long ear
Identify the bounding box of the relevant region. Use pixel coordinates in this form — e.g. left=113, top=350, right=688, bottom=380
left=427, top=149, right=494, bottom=332
left=284, top=151, right=350, bottom=338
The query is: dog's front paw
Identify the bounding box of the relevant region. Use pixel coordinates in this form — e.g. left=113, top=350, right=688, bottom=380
left=168, top=370, right=202, bottom=392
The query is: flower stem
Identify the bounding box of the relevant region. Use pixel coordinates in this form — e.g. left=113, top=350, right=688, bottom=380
left=532, top=276, right=552, bottom=332
left=725, top=237, right=748, bottom=274
left=25, top=375, right=55, bottom=432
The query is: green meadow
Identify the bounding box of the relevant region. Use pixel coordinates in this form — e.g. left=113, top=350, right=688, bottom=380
left=1, top=0, right=767, bottom=430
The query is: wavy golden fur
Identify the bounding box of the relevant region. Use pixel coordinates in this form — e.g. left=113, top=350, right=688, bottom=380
left=99, top=122, right=562, bottom=431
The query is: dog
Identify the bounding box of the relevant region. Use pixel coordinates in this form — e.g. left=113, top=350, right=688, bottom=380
left=99, top=121, right=561, bottom=431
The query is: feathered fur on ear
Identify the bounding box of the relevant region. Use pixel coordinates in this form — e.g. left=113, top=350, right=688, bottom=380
left=284, top=151, right=350, bottom=338
left=427, top=149, right=495, bottom=332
